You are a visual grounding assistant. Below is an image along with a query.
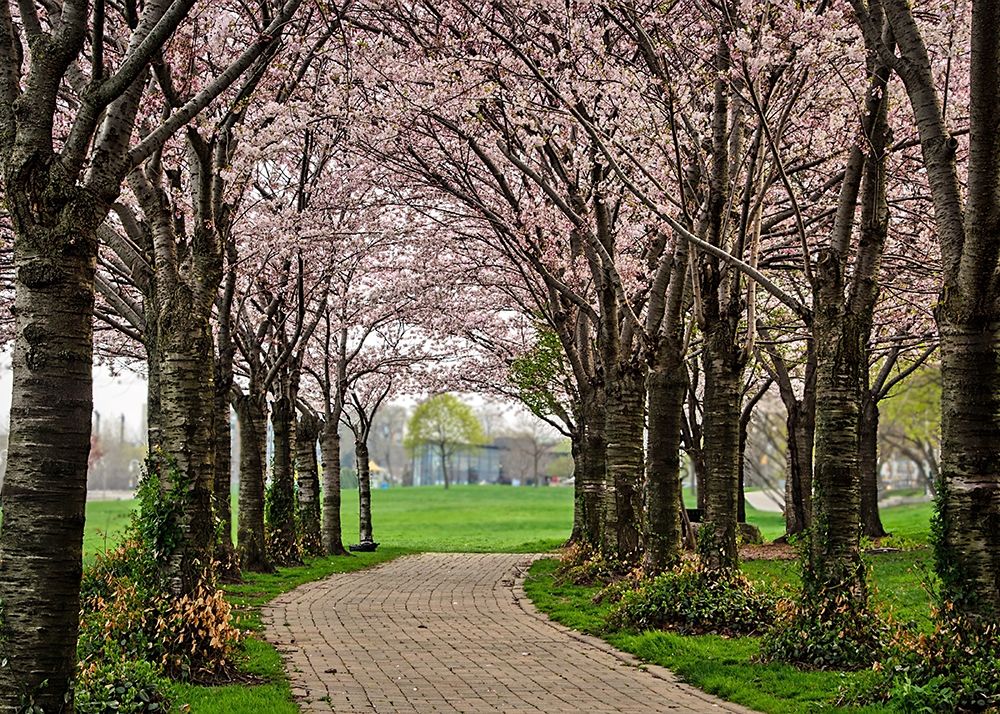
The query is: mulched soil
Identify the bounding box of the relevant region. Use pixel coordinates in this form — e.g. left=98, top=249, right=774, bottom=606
left=739, top=542, right=797, bottom=561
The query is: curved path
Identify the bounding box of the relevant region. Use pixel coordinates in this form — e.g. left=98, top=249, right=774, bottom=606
left=263, top=553, right=756, bottom=713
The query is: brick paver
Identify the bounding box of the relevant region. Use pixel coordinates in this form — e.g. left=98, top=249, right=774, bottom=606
left=263, top=553, right=757, bottom=713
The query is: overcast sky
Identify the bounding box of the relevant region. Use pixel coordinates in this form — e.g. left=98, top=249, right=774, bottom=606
left=0, top=350, right=148, bottom=437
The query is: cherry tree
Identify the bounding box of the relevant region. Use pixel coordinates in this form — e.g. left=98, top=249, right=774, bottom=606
left=0, top=0, right=302, bottom=702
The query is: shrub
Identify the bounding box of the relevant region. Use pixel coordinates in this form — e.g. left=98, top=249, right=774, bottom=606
left=79, top=543, right=243, bottom=683
left=74, top=659, right=173, bottom=714
left=844, top=608, right=1000, bottom=712
left=556, top=543, right=621, bottom=585
left=77, top=457, right=244, bottom=686
left=606, top=561, right=779, bottom=636
left=760, top=590, right=891, bottom=669
left=156, top=585, right=243, bottom=681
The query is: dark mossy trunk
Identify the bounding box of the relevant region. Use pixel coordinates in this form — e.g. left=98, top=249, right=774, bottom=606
left=644, top=355, right=687, bottom=572
left=582, top=405, right=608, bottom=547
left=601, top=361, right=646, bottom=567
left=701, top=324, right=743, bottom=570
left=859, top=389, right=888, bottom=538
left=784, top=397, right=815, bottom=537
left=809, top=253, right=866, bottom=601
left=213, top=327, right=236, bottom=556
left=146, top=329, right=163, bottom=454
left=935, top=318, right=1000, bottom=620
left=568, top=385, right=606, bottom=550
left=320, top=421, right=349, bottom=556
left=738, top=419, right=748, bottom=524
left=356, top=439, right=374, bottom=544
left=0, top=182, right=102, bottom=710
left=440, top=442, right=451, bottom=489
left=296, top=412, right=323, bottom=555
left=267, top=396, right=301, bottom=565
left=235, top=391, right=272, bottom=572
left=154, top=304, right=217, bottom=593
left=691, top=448, right=707, bottom=512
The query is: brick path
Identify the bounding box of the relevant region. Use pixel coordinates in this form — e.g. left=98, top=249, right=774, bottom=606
left=263, top=553, right=757, bottom=713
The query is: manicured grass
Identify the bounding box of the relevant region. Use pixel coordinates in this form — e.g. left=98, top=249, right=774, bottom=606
left=83, top=499, right=136, bottom=562
left=524, top=501, right=938, bottom=714
left=83, top=484, right=575, bottom=560
left=526, top=559, right=890, bottom=713
left=173, top=547, right=413, bottom=714
left=337, top=484, right=574, bottom=552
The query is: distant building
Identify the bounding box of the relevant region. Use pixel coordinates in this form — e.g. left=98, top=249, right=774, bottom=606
left=411, top=443, right=502, bottom=486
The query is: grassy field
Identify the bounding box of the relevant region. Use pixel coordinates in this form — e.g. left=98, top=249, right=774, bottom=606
left=84, top=483, right=577, bottom=559
left=83, top=498, right=136, bottom=561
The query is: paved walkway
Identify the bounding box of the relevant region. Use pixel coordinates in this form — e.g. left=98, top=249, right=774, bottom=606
left=263, top=553, right=756, bottom=713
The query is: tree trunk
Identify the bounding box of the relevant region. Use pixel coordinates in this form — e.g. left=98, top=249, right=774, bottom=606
left=320, top=421, right=349, bottom=556
left=213, top=342, right=235, bottom=553
left=154, top=306, right=217, bottom=593
left=356, top=439, right=374, bottom=544
left=701, top=326, right=743, bottom=570
left=602, top=361, right=646, bottom=567
left=784, top=400, right=815, bottom=537
left=644, top=356, right=687, bottom=572
left=738, top=419, right=747, bottom=524
left=212, top=366, right=238, bottom=578
left=0, top=208, right=99, bottom=710
left=935, top=318, right=1000, bottom=620
left=146, top=328, right=163, bottom=455
left=267, top=396, right=301, bottom=565
left=440, top=442, right=450, bottom=488
left=691, top=449, right=707, bottom=513
left=297, top=412, right=323, bottom=555
left=809, top=255, right=866, bottom=601
left=568, top=385, right=606, bottom=550
left=860, top=389, right=888, bottom=538
left=235, top=392, right=272, bottom=572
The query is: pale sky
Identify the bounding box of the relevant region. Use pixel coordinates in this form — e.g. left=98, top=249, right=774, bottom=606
left=0, top=350, right=148, bottom=437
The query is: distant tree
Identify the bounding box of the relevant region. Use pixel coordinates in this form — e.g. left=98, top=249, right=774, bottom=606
left=405, top=394, right=486, bottom=488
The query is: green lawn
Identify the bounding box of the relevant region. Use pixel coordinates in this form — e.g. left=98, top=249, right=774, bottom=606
left=83, top=484, right=576, bottom=560
left=83, top=499, right=137, bottom=562
left=338, top=484, right=574, bottom=552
